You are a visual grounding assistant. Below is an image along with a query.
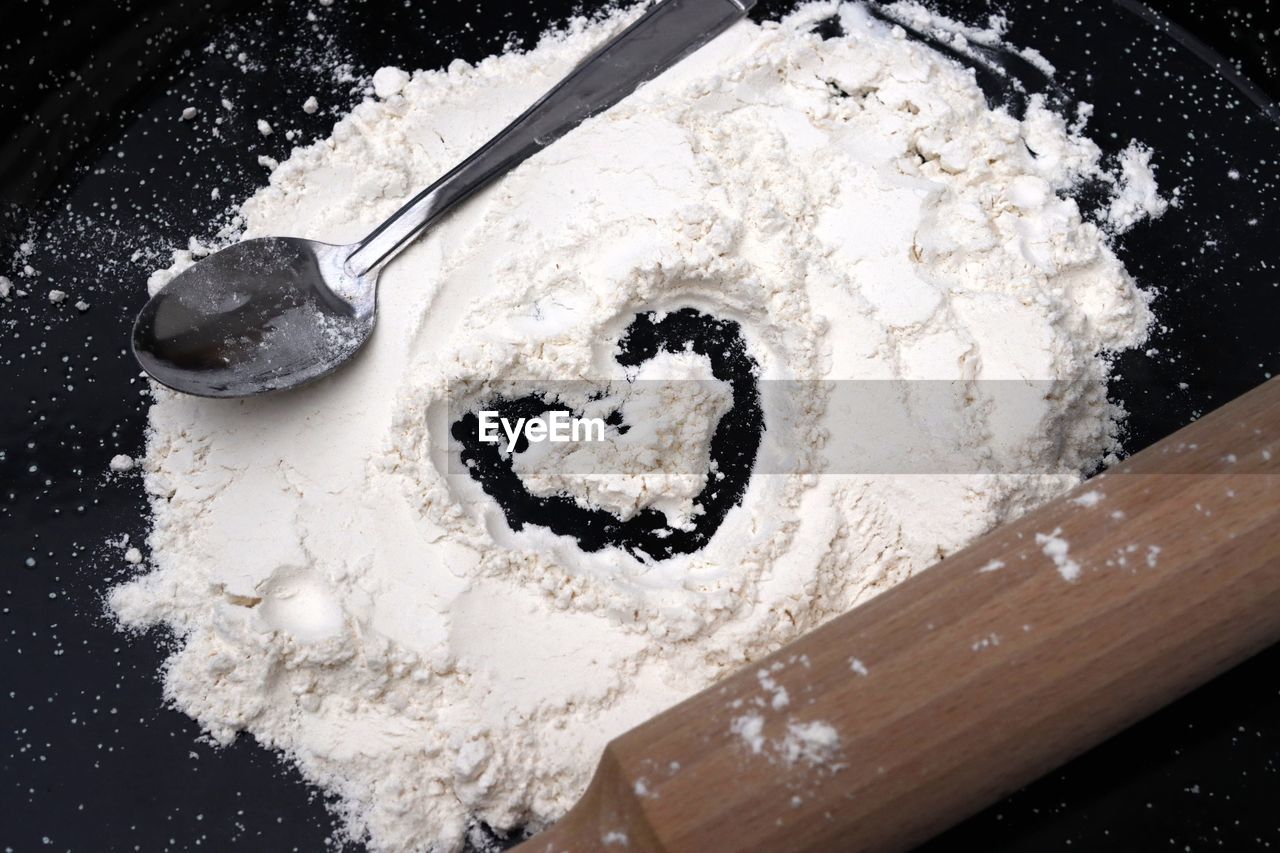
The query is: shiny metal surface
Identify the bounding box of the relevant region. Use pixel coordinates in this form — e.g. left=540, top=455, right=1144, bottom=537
left=131, top=237, right=374, bottom=396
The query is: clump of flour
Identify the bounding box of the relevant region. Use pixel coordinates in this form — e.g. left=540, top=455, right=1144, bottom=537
left=111, top=3, right=1164, bottom=850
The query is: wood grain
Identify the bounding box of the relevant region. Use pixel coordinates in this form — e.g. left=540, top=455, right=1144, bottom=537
left=517, top=377, right=1280, bottom=853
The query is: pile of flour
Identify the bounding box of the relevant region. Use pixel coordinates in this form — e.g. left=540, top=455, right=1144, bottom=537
left=110, top=3, right=1164, bottom=850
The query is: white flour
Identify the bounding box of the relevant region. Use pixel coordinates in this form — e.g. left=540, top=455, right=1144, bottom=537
left=111, top=3, right=1163, bottom=850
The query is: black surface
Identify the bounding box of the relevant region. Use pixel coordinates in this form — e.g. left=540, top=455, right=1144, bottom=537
left=2, top=1, right=1279, bottom=851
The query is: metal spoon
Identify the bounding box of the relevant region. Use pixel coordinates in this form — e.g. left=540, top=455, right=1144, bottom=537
left=132, top=0, right=754, bottom=398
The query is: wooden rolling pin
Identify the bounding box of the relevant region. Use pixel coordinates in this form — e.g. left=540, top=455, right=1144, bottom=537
left=517, top=377, right=1280, bottom=852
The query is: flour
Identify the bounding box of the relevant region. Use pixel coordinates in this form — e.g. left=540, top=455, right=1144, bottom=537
left=1070, top=489, right=1105, bottom=508
left=372, top=66, right=411, bottom=99
left=108, top=453, right=136, bottom=473
left=1107, top=142, right=1170, bottom=230
left=111, top=3, right=1162, bottom=850
left=781, top=719, right=841, bottom=767
left=730, top=713, right=767, bottom=755
left=729, top=712, right=840, bottom=768
left=1036, top=528, right=1081, bottom=582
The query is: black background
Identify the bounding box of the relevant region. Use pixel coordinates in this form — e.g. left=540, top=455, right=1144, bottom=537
left=2, top=1, right=1280, bottom=851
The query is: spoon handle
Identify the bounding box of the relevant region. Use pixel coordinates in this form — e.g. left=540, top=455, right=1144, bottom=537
left=344, top=0, right=754, bottom=278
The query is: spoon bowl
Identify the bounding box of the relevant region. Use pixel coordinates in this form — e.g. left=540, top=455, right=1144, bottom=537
left=131, top=237, right=375, bottom=397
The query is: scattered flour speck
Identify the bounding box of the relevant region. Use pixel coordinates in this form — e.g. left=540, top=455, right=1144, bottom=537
left=1035, top=528, right=1081, bottom=582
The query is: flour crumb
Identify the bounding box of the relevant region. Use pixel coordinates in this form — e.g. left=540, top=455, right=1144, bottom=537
left=372, top=66, right=411, bottom=99
left=978, top=559, right=1005, bottom=573
left=1070, top=490, right=1104, bottom=508
left=971, top=633, right=1001, bottom=651
left=256, top=118, right=273, bottom=136
left=730, top=714, right=767, bottom=755
left=1106, top=142, right=1169, bottom=231
left=109, top=454, right=135, bottom=473
left=1036, top=528, right=1081, bottom=582
left=757, top=668, right=790, bottom=710
left=780, top=720, right=841, bottom=767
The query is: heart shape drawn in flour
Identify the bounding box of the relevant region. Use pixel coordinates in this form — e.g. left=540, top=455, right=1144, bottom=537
left=451, top=308, right=764, bottom=561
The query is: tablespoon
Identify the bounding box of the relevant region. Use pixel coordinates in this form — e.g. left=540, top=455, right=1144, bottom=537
left=132, top=0, right=754, bottom=397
